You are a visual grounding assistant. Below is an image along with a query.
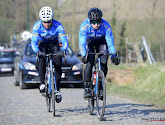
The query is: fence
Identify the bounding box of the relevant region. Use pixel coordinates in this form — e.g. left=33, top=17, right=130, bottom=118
left=125, top=37, right=156, bottom=65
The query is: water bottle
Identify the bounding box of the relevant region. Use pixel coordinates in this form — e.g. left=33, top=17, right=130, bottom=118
left=93, top=71, right=97, bottom=85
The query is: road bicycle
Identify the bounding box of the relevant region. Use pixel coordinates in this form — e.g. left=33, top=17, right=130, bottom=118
left=41, top=52, right=65, bottom=117
left=87, top=52, right=119, bottom=121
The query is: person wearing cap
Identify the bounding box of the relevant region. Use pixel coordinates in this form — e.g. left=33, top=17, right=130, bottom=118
left=79, top=7, right=120, bottom=99
left=31, top=6, right=68, bottom=103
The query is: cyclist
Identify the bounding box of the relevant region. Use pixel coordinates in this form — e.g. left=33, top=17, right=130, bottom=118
left=31, top=6, right=68, bottom=103
left=79, top=7, right=120, bottom=99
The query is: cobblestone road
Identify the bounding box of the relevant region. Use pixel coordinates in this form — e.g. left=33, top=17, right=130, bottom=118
left=0, top=75, right=165, bottom=125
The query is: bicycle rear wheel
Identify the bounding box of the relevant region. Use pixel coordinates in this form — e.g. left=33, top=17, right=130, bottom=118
left=87, top=96, right=95, bottom=115
left=96, top=70, right=106, bottom=121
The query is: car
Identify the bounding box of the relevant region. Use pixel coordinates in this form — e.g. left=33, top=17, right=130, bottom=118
left=14, top=41, right=83, bottom=89
left=0, top=49, right=17, bottom=74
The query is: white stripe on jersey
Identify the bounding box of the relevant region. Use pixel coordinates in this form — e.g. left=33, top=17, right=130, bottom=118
left=33, top=22, right=41, bottom=31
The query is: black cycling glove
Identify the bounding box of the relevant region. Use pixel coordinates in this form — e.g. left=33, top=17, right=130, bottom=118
left=82, top=52, right=88, bottom=64
left=111, top=51, right=120, bottom=65
left=37, top=51, right=45, bottom=57
left=82, top=56, right=88, bottom=64
left=56, top=50, right=64, bottom=57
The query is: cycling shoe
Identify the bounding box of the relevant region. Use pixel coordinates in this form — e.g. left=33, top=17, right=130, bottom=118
left=39, top=84, right=45, bottom=93
left=56, top=91, right=62, bottom=103
left=84, top=88, right=92, bottom=99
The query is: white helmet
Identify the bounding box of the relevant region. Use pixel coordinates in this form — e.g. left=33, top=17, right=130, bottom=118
left=39, top=6, right=54, bottom=22
left=21, top=31, right=32, bottom=41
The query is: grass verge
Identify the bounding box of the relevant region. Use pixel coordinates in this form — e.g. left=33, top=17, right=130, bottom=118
left=106, top=63, right=165, bottom=109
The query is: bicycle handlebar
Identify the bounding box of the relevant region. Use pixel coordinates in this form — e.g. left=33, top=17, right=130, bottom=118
left=45, top=53, right=64, bottom=57
left=45, top=52, right=67, bottom=64
left=88, top=53, right=114, bottom=56
left=88, top=51, right=120, bottom=57
left=45, top=53, right=55, bottom=57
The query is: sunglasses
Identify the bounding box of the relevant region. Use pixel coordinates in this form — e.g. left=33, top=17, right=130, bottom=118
left=90, top=20, right=101, bottom=25
left=42, top=20, right=52, bottom=23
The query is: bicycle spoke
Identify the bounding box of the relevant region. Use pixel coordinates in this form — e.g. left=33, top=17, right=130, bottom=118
left=96, top=70, right=106, bottom=121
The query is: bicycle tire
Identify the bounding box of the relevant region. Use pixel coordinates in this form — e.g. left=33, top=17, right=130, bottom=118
left=87, top=71, right=95, bottom=115
left=51, top=65, right=56, bottom=117
left=45, top=71, right=51, bottom=112
left=46, top=94, right=51, bottom=112
left=88, top=96, right=95, bottom=115
left=96, top=70, right=106, bottom=121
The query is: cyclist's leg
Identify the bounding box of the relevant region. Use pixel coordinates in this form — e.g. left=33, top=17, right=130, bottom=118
left=51, top=41, right=62, bottom=91
left=38, top=42, right=48, bottom=92
left=83, top=39, right=95, bottom=99
left=50, top=42, right=62, bottom=91
left=54, top=63, right=62, bottom=91
left=51, top=42, right=62, bottom=103
left=96, top=36, right=109, bottom=77
left=96, top=37, right=108, bottom=100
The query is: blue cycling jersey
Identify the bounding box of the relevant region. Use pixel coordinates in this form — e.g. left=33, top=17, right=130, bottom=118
left=79, top=18, right=116, bottom=57
left=31, top=19, right=68, bottom=53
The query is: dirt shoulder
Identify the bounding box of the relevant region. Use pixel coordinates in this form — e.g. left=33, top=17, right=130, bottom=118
left=107, top=69, right=136, bottom=86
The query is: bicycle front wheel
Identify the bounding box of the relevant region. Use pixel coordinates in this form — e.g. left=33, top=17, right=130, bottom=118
left=87, top=96, right=95, bottom=115
left=45, top=71, right=51, bottom=112
left=46, top=86, right=51, bottom=112
left=96, top=70, right=106, bottom=121
left=51, top=68, right=56, bottom=117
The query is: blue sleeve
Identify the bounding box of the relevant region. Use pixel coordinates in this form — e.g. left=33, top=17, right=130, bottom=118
left=31, top=23, right=40, bottom=53
left=105, top=23, right=116, bottom=54
left=79, top=23, right=87, bottom=57
left=31, top=35, right=39, bottom=53
left=57, top=25, right=68, bottom=50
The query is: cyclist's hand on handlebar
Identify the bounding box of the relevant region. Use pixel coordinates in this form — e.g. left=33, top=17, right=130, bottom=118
left=56, top=50, right=64, bottom=57
left=37, top=51, right=46, bottom=57
left=111, top=51, right=120, bottom=65
left=98, top=51, right=105, bottom=56
left=82, top=52, right=88, bottom=64
left=82, top=56, right=88, bottom=64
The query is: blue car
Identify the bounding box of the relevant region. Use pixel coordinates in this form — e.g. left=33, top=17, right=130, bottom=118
left=14, top=41, right=83, bottom=89
left=0, top=49, right=17, bottom=74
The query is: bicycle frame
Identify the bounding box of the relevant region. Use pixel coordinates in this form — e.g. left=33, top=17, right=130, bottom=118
left=45, top=53, right=58, bottom=117
left=94, top=57, right=101, bottom=96
left=87, top=52, right=113, bottom=121
left=46, top=55, right=57, bottom=93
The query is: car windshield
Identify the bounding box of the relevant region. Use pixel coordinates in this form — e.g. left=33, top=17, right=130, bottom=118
left=0, top=51, right=14, bottom=58
left=25, top=44, right=35, bottom=56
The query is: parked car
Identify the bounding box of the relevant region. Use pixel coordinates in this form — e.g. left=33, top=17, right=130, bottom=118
left=14, top=41, right=83, bottom=89
left=0, top=49, right=17, bottom=74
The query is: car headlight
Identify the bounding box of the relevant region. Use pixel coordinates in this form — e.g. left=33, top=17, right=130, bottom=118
left=72, top=63, right=83, bottom=71
left=23, top=62, right=36, bottom=70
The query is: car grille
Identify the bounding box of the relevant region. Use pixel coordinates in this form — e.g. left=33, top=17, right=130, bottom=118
left=61, top=67, right=72, bottom=72
left=0, top=62, right=13, bottom=64
left=0, top=63, right=14, bottom=67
